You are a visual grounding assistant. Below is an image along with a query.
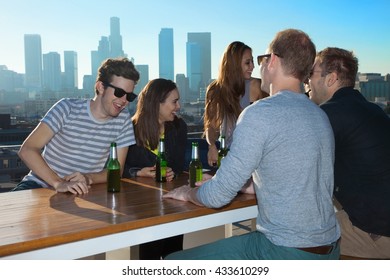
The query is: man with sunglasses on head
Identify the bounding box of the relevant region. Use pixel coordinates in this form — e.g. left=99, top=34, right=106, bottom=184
left=164, top=29, right=340, bottom=260
left=13, top=57, right=139, bottom=194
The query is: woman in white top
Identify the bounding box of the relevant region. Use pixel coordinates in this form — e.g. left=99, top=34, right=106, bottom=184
left=203, top=41, right=268, bottom=167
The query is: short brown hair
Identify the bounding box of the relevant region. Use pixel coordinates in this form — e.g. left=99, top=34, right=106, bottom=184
left=269, top=29, right=316, bottom=82
left=316, top=47, right=358, bottom=87
left=95, top=57, right=140, bottom=94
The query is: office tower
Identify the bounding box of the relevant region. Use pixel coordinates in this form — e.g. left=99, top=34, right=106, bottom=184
left=159, top=28, right=174, bottom=80
left=90, top=50, right=99, bottom=80
left=109, top=17, right=124, bottom=58
left=176, top=74, right=190, bottom=103
left=135, top=64, right=149, bottom=94
left=186, top=42, right=202, bottom=100
left=186, top=32, right=211, bottom=94
left=43, top=52, right=61, bottom=91
left=24, top=34, right=42, bottom=90
left=98, top=36, right=110, bottom=63
left=82, top=74, right=95, bottom=96
left=91, top=36, right=110, bottom=79
left=64, top=51, right=78, bottom=90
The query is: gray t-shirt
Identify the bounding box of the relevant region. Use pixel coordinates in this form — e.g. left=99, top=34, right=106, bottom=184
left=198, top=90, right=340, bottom=247
left=23, top=98, right=135, bottom=187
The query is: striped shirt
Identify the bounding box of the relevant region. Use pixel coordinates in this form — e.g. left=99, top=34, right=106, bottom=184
left=23, top=98, right=135, bottom=188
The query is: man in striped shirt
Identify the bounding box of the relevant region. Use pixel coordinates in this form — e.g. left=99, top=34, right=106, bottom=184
left=13, top=58, right=139, bottom=194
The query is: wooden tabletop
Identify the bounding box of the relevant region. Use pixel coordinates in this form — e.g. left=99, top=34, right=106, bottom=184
left=0, top=174, right=256, bottom=258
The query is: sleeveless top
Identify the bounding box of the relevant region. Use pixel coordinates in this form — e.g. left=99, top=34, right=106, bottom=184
left=221, top=79, right=251, bottom=147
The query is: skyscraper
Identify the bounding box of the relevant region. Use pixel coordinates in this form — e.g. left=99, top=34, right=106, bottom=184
left=176, top=74, right=190, bottom=103
left=135, top=64, right=149, bottom=94
left=159, top=28, right=174, bottom=80
left=43, top=52, right=61, bottom=91
left=64, top=51, right=78, bottom=90
left=186, top=32, right=211, bottom=95
left=186, top=42, right=202, bottom=97
left=24, top=34, right=42, bottom=90
left=109, top=17, right=124, bottom=58
left=91, top=36, right=109, bottom=79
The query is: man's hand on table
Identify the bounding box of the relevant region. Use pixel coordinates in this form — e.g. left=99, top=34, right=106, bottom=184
left=54, top=172, right=92, bottom=194
left=54, top=180, right=91, bottom=194
left=163, top=173, right=214, bottom=206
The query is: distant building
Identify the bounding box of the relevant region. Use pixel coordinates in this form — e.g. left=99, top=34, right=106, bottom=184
left=63, top=51, right=78, bottom=90
left=131, top=64, right=150, bottom=115
left=109, top=17, right=124, bottom=58
left=90, top=36, right=110, bottom=80
left=186, top=32, right=211, bottom=102
left=90, top=17, right=125, bottom=83
left=24, top=98, right=57, bottom=119
left=43, top=52, right=62, bottom=91
left=82, top=74, right=95, bottom=96
left=135, top=64, right=149, bottom=94
left=159, top=28, right=174, bottom=81
left=356, top=73, right=390, bottom=101
left=24, top=34, right=43, bottom=90
left=0, top=128, right=32, bottom=146
left=186, top=42, right=202, bottom=97
left=0, top=145, right=29, bottom=187
left=0, top=114, right=11, bottom=129
left=176, top=74, right=190, bottom=103
left=0, top=66, right=24, bottom=91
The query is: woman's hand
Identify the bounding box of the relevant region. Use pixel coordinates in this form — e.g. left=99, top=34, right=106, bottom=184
left=166, top=167, right=175, bottom=181
left=137, top=166, right=156, bottom=178
left=207, top=144, right=218, bottom=167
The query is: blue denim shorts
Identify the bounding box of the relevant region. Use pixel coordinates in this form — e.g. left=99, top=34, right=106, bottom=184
left=11, top=180, right=44, bottom=192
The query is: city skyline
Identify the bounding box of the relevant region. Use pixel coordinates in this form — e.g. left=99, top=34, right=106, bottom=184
left=1, top=0, right=390, bottom=89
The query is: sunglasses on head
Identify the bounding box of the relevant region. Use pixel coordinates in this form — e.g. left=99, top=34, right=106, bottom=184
left=103, top=83, right=137, bottom=102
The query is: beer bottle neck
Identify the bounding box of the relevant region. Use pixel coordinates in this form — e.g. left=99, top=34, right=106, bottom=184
left=110, top=143, right=117, bottom=159
left=158, top=139, right=165, bottom=154
left=220, top=137, right=226, bottom=149
left=191, top=145, right=199, bottom=160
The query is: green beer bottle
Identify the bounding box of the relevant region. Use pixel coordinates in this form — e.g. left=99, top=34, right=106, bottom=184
left=217, top=136, right=228, bottom=167
left=189, top=142, right=203, bottom=188
left=155, top=137, right=167, bottom=182
left=107, top=142, right=121, bottom=192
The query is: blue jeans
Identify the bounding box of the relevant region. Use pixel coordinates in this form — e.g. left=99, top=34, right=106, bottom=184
left=165, top=231, right=340, bottom=260
left=11, top=180, right=43, bottom=192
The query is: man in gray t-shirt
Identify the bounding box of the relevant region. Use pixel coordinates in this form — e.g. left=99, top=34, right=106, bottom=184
left=14, top=58, right=139, bottom=194
left=164, top=29, right=340, bottom=260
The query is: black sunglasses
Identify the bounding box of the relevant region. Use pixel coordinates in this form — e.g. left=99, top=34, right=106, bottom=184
left=103, top=83, right=137, bottom=102
left=257, top=53, right=283, bottom=65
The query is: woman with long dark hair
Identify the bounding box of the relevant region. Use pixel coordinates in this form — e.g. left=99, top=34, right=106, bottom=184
left=123, top=78, right=187, bottom=259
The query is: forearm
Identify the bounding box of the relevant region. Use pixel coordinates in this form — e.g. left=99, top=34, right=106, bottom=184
left=187, top=187, right=204, bottom=206
left=18, top=146, right=64, bottom=187
left=83, top=169, right=108, bottom=185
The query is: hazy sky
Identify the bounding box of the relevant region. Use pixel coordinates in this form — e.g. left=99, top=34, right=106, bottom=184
left=1, top=0, right=389, bottom=88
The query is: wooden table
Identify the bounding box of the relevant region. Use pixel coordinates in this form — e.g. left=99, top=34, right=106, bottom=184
left=0, top=174, right=257, bottom=259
